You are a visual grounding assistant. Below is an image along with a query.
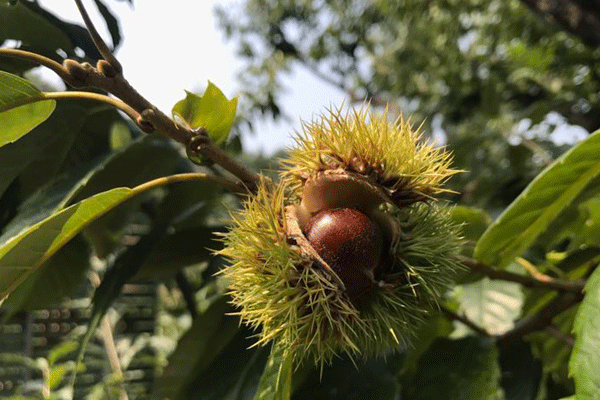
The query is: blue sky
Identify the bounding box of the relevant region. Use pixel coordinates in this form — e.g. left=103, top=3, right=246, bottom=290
left=42, top=0, right=346, bottom=154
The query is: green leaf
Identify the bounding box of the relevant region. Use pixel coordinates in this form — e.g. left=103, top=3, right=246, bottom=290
left=450, top=205, right=491, bottom=245
left=475, top=129, right=600, bottom=269
left=0, top=71, right=55, bottom=146
left=184, top=327, right=269, bottom=400
left=0, top=187, right=129, bottom=301
left=0, top=102, right=90, bottom=200
left=508, top=41, right=554, bottom=71
left=172, top=81, right=238, bottom=144
left=67, top=135, right=182, bottom=204
left=498, top=341, right=542, bottom=400
left=401, top=314, right=454, bottom=374
left=254, top=344, right=293, bottom=400
left=569, top=267, right=600, bottom=400
left=449, top=205, right=492, bottom=283
left=0, top=174, right=211, bottom=301
left=48, top=341, right=79, bottom=366
left=152, top=296, right=241, bottom=400
left=0, top=1, right=73, bottom=53
left=454, top=263, right=524, bottom=335
left=66, top=135, right=182, bottom=257
left=1, top=236, right=90, bottom=315
left=136, top=226, right=224, bottom=280
left=527, top=306, right=577, bottom=391
left=0, top=1, right=111, bottom=71
left=48, top=364, right=71, bottom=390
left=293, top=354, right=403, bottom=400
left=403, top=337, right=504, bottom=400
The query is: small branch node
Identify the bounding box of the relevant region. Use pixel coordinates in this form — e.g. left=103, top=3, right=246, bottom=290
left=63, top=59, right=91, bottom=85
left=74, top=0, right=123, bottom=74
left=136, top=116, right=155, bottom=133
left=97, top=59, right=118, bottom=78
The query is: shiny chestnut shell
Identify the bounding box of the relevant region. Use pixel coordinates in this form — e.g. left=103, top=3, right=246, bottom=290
left=305, top=207, right=384, bottom=296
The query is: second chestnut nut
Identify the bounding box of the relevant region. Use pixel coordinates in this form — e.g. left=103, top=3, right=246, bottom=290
left=304, top=207, right=384, bottom=297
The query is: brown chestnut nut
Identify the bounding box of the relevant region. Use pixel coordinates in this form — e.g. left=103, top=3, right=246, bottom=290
left=305, top=207, right=384, bottom=296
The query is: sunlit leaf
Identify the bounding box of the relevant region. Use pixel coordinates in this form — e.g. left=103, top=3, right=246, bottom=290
left=569, top=267, right=600, bottom=400
left=48, top=364, right=71, bottom=390
left=0, top=237, right=90, bottom=316
left=454, top=263, right=524, bottom=335
left=475, top=129, right=600, bottom=269
left=0, top=71, right=55, bottom=146
left=48, top=341, right=79, bottom=367
left=172, top=81, right=238, bottom=144
left=0, top=174, right=213, bottom=301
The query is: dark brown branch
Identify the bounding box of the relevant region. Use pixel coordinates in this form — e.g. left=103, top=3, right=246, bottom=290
left=1, top=0, right=261, bottom=191
left=459, top=256, right=585, bottom=293
left=545, top=324, right=575, bottom=347
left=496, top=291, right=583, bottom=347
left=441, top=291, right=583, bottom=347
left=440, top=306, right=490, bottom=337
left=1, top=53, right=260, bottom=191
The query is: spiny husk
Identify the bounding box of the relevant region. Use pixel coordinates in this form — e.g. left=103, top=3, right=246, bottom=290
left=218, top=178, right=463, bottom=365
left=282, top=105, right=458, bottom=207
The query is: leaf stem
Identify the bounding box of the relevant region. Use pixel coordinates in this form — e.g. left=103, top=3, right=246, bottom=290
left=0, top=91, right=141, bottom=125
left=132, top=172, right=249, bottom=195
left=0, top=48, right=74, bottom=84
left=459, top=256, right=585, bottom=293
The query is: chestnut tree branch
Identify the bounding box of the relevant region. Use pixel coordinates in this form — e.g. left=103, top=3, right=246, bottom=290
left=459, top=256, right=585, bottom=293
left=442, top=256, right=588, bottom=345
left=74, top=0, right=122, bottom=74
left=545, top=324, right=575, bottom=347
left=441, top=290, right=584, bottom=347
left=0, top=2, right=261, bottom=192
left=496, top=291, right=583, bottom=347
left=440, top=306, right=490, bottom=337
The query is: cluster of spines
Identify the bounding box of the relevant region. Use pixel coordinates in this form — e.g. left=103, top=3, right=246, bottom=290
left=282, top=106, right=457, bottom=201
